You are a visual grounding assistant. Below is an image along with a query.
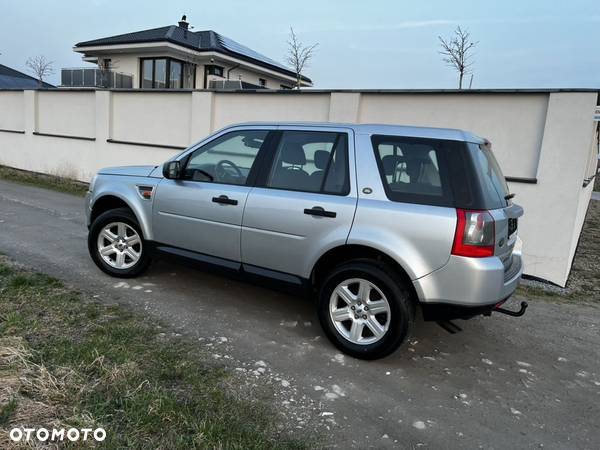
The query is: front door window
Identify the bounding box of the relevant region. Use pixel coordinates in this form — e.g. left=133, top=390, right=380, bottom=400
left=183, top=130, right=269, bottom=185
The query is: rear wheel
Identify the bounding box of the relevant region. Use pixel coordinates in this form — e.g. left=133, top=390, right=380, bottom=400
left=88, top=208, right=151, bottom=278
left=317, top=260, right=415, bottom=360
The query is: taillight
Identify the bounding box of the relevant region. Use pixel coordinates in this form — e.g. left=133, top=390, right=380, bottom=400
left=452, top=209, right=495, bottom=258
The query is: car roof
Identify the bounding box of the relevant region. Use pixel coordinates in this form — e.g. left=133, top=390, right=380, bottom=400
left=226, top=122, right=485, bottom=144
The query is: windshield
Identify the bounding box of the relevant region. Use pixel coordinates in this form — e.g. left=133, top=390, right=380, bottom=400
left=468, top=143, right=510, bottom=209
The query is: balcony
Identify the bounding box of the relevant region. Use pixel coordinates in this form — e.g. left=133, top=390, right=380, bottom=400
left=60, top=67, right=133, bottom=88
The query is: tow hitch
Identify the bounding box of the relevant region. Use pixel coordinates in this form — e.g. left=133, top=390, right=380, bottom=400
left=493, top=300, right=528, bottom=317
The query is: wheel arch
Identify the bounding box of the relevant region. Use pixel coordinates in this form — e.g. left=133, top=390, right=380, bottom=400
left=90, top=193, right=151, bottom=240
left=310, top=244, right=420, bottom=302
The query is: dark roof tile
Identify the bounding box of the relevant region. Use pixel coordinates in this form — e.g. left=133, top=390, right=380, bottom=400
left=0, top=64, right=54, bottom=89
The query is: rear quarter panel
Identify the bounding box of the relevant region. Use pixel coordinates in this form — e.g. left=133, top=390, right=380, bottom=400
left=350, top=133, right=456, bottom=280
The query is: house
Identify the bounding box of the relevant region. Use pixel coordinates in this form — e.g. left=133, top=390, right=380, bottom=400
left=65, top=16, right=312, bottom=90
left=0, top=64, right=54, bottom=89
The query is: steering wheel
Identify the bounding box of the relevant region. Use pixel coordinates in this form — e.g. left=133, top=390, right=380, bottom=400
left=215, top=159, right=243, bottom=181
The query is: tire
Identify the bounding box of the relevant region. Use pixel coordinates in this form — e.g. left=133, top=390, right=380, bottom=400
left=317, top=259, right=415, bottom=360
left=88, top=207, right=151, bottom=278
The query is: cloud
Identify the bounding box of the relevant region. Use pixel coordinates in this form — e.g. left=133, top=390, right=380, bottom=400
left=305, top=19, right=456, bottom=33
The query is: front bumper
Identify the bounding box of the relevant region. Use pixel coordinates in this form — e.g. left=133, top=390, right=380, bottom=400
left=413, top=237, right=524, bottom=307
left=84, top=191, right=93, bottom=227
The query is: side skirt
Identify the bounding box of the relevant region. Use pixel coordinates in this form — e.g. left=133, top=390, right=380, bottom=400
left=149, top=242, right=312, bottom=296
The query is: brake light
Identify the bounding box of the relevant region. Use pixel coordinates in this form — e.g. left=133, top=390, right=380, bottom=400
left=452, top=209, right=495, bottom=257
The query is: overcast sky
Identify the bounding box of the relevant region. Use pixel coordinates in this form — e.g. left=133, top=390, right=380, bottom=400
left=2, top=0, right=599, bottom=89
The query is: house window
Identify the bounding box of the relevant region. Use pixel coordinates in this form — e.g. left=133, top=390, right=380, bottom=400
left=169, top=60, right=182, bottom=88
left=182, top=63, right=195, bottom=88
left=259, top=78, right=267, bottom=87
left=206, top=65, right=224, bottom=77
left=142, top=60, right=153, bottom=88
left=154, top=59, right=167, bottom=88
left=140, top=57, right=195, bottom=89
left=280, top=84, right=293, bottom=90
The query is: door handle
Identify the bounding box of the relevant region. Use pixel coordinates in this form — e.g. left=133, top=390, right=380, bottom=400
left=212, top=195, right=238, bottom=206
left=304, top=206, right=336, bottom=218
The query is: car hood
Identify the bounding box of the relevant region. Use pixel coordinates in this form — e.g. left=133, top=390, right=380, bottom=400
left=98, top=165, right=158, bottom=177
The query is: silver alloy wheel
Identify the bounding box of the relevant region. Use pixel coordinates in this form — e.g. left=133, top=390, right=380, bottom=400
left=329, top=278, right=391, bottom=345
left=97, top=222, right=142, bottom=269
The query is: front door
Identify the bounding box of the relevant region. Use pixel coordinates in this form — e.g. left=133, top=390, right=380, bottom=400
left=153, top=129, right=272, bottom=262
left=241, top=128, right=357, bottom=279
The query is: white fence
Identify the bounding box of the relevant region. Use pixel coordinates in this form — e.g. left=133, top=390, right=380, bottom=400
left=0, top=88, right=598, bottom=286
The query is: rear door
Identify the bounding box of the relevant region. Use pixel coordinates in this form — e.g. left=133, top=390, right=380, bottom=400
left=467, top=142, right=524, bottom=274
left=152, top=128, right=274, bottom=262
left=241, top=127, right=357, bottom=279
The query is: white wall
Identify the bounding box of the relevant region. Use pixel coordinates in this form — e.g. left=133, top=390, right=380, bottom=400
left=109, top=54, right=139, bottom=86
left=0, top=91, right=24, bottom=131
left=358, top=93, right=549, bottom=179
left=0, top=88, right=597, bottom=287
left=212, top=92, right=331, bottom=129
left=111, top=91, right=192, bottom=147
left=37, top=91, right=96, bottom=138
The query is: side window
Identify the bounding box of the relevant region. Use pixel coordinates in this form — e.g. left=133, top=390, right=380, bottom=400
left=372, top=135, right=452, bottom=206
left=183, top=130, right=268, bottom=185
left=266, top=131, right=349, bottom=195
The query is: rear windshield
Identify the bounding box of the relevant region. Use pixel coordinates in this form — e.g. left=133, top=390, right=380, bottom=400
left=467, top=143, right=509, bottom=209
left=371, top=135, right=454, bottom=207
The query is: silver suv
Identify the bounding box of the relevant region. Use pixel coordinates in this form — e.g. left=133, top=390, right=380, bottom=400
left=86, top=123, right=524, bottom=359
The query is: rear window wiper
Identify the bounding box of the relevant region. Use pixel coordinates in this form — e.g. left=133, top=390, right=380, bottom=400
left=505, top=193, right=516, bottom=200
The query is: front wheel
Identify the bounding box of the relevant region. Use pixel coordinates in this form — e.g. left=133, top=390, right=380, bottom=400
left=317, top=260, right=415, bottom=360
left=88, top=208, right=151, bottom=278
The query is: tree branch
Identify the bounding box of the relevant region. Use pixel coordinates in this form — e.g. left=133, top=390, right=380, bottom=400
left=438, top=26, right=478, bottom=89
left=285, top=27, right=318, bottom=89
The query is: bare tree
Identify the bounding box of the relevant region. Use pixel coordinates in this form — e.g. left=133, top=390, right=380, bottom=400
left=96, top=58, right=121, bottom=88
left=26, top=55, right=54, bottom=87
left=285, top=27, right=318, bottom=89
left=438, top=26, right=477, bottom=89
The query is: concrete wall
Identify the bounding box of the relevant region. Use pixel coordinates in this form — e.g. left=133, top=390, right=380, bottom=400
left=0, top=88, right=597, bottom=286
left=111, top=91, right=192, bottom=147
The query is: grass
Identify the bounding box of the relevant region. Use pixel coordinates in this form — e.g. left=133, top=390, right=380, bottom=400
left=0, top=165, right=88, bottom=197
left=0, top=258, right=312, bottom=449
left=564, top=191, right=600, bottom=301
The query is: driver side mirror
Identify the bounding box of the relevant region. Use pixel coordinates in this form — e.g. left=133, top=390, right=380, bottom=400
left=163, top=161, right=181, bottom=180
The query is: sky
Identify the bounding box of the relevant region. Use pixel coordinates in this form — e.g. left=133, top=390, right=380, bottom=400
left=1, top=0, right=599, bottom=89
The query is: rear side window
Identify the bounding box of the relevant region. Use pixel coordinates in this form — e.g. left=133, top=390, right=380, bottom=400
left=467, top=143, right=509, bottom=209
left=371, top=135, right=453, bottom=206
left=266, top=131, right=349, bottom=195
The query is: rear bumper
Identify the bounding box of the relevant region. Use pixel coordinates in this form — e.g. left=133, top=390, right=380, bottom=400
left=413, top=237, right=523, bottom=307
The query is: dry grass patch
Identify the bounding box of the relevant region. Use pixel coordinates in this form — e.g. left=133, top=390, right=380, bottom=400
left=0, top=166, right=88, bottom=197
left=0, top=258, right=312, bottom=449
left=0, top=337, right=68, bottom=448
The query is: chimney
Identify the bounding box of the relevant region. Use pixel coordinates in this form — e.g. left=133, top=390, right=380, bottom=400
left=178, top=15, right=189, bottom=30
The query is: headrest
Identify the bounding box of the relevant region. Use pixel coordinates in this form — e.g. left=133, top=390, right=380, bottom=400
left=314, top=150, right=329, bottom=169
left=281, top=143, right=306, bottom=165
left=402, top=145, right=433, bottom=162
left=381, top=155, right=404, bottom=176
